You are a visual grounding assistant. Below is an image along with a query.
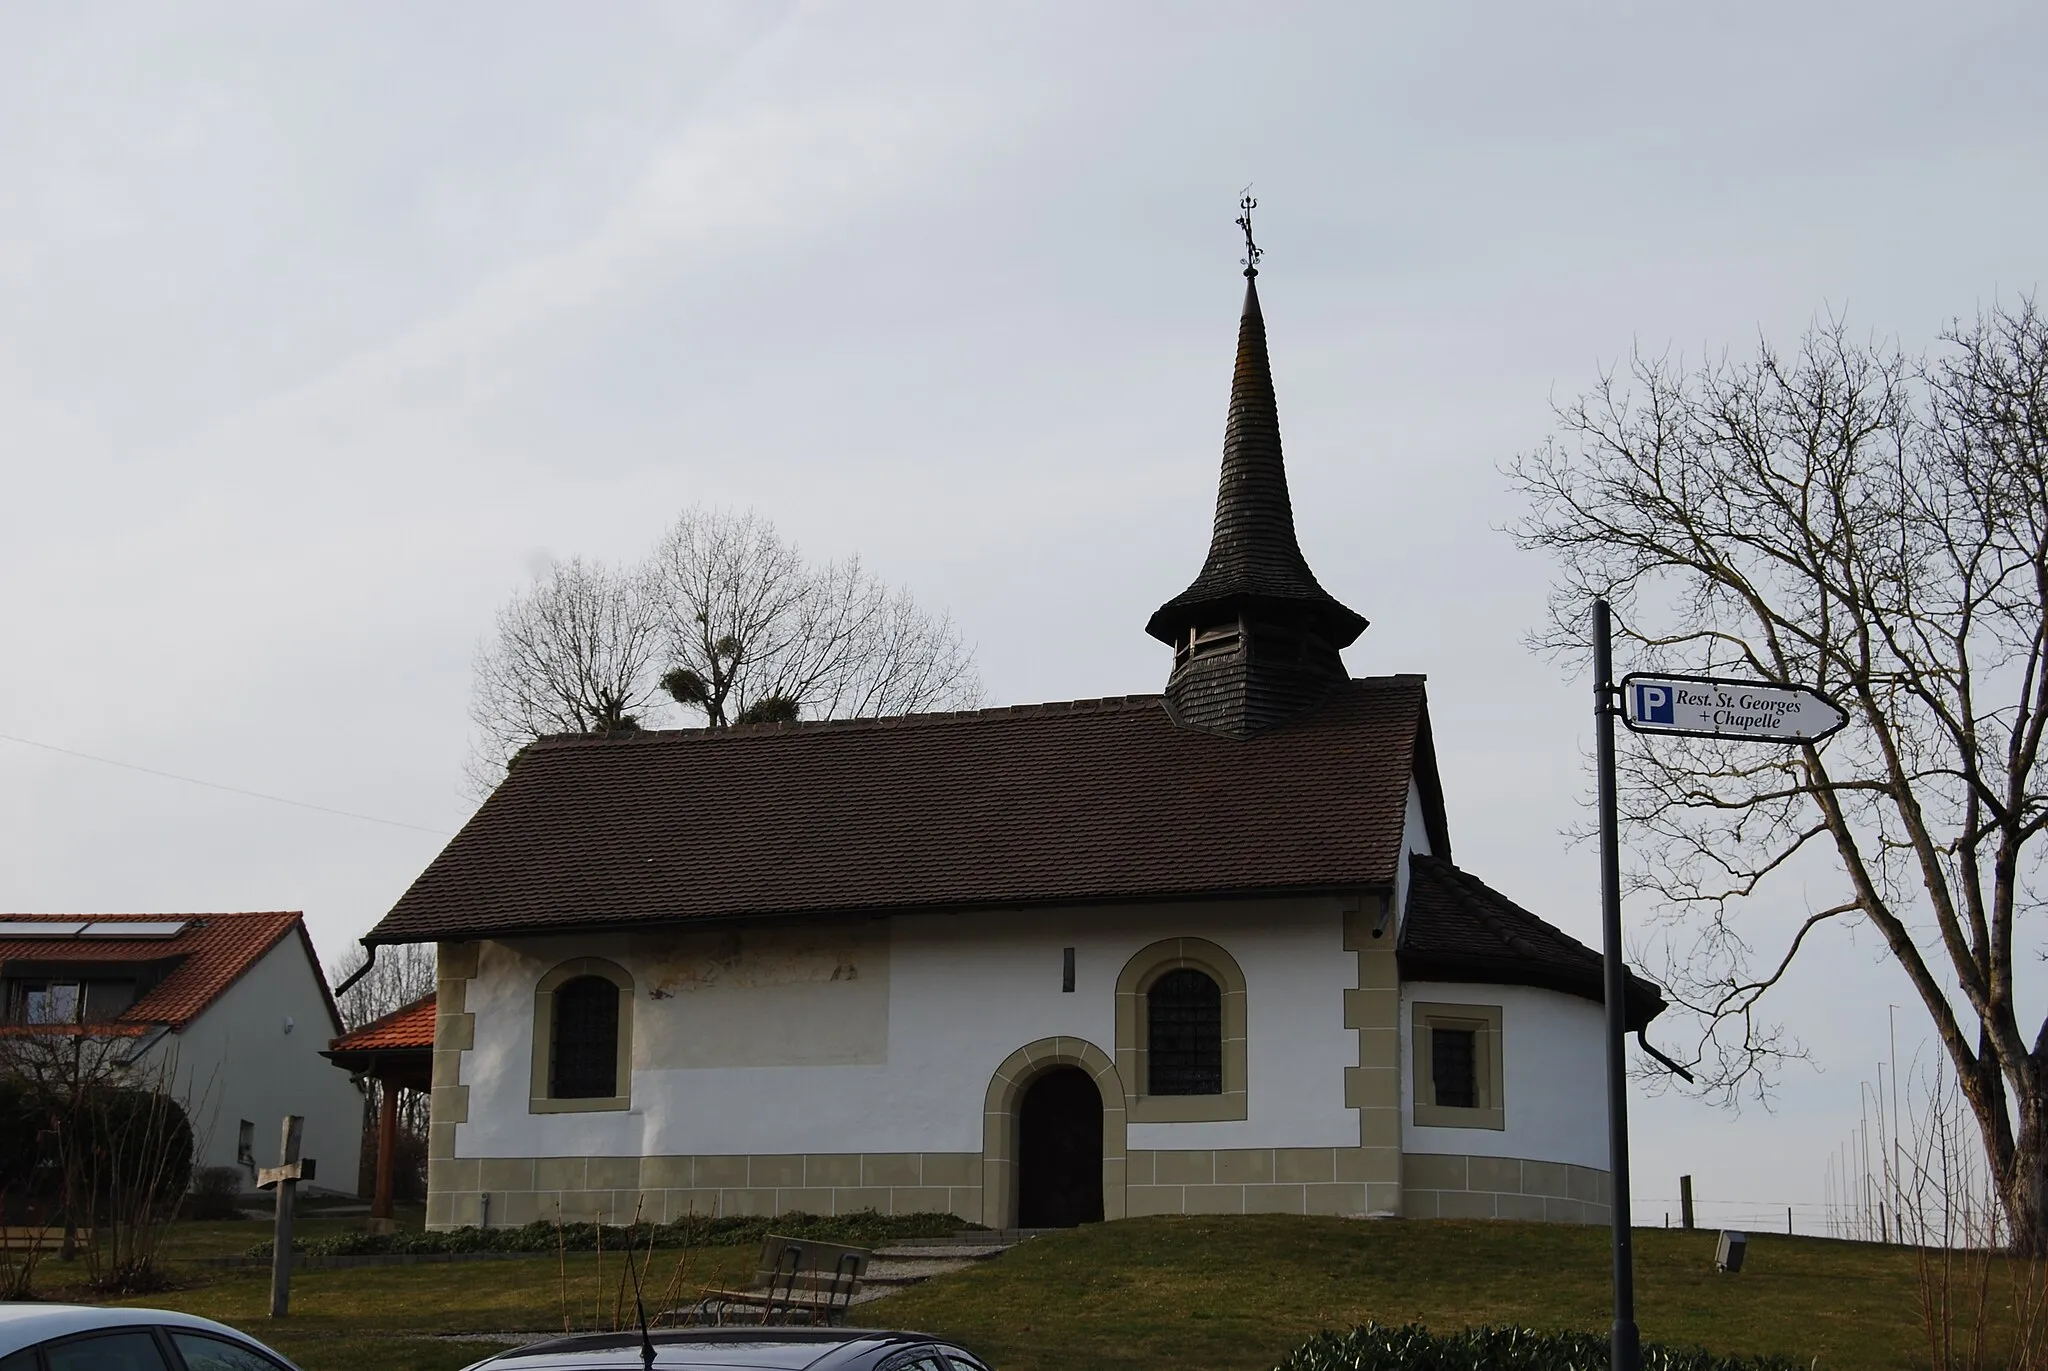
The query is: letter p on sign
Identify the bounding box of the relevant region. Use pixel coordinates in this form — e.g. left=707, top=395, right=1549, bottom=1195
left=1634, top=684, right=1673, bottom=725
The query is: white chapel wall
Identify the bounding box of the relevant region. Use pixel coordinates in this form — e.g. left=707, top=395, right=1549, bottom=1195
left=453, top=898, right=1360, bottom=1161
left=1399, top=979, right=1608, bottom=1172
left=154, top=936, right=363, bottom=1192
left=1391, top=776, right=1433, bottom=935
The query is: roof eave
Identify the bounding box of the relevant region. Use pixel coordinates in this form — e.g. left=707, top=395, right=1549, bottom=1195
left=365, top=878, right=1400, bottom=949
left=1397, top=949, right=1665, bottom=1031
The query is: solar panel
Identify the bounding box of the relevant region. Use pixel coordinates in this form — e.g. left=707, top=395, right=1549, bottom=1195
left=0, top=921, right=89, bottom=937
left=78, top=921, right=189, bottom=938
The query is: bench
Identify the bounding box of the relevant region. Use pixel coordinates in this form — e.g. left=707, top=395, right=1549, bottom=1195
left=682, top=1235, right=872, bottom=1327
left=0, top=1227, right=89, bottom=1252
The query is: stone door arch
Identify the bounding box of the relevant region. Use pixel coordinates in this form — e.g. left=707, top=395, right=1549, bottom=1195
left=982, top=1037, right=1127, bottom=1229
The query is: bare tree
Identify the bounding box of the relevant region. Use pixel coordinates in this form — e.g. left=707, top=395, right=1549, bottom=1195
left=326, top=943, right=436, bottom=1203
left=0, top=1030, right=194, bottom=1292
left=328, top=942, right=438, bottom=1031
left=644, top=507, right=980, bottom=728
left=467, top=512, right=981, bottom=789
left=1508, top=299, right=2048, bottom=1251
left=466, top=556, right=665, bottom=791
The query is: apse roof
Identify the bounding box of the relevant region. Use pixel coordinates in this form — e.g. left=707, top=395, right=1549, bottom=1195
left=1399, top=853, right=1665, bottom=1029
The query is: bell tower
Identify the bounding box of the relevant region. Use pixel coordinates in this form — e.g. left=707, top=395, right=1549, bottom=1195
left=1144, top=199, right=1367, bottom=736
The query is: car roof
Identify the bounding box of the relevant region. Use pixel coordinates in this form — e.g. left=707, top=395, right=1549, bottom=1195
left=0, top=1306, right=291, bottom=1360
left=471, top=1328, right=946, bottom=1370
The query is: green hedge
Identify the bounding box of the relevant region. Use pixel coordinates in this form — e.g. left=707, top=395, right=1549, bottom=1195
left=246, top=1210, right=970, bottom=1260
left=1276, top=1325, right=1803, bottom=1371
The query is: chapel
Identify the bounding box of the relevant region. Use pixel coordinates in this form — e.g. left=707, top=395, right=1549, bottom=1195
left=363, top=233, right=1663, bottom=1231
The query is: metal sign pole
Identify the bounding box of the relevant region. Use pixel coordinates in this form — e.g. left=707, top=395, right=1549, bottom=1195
left=1593, top=599, right=1641, bottom=1371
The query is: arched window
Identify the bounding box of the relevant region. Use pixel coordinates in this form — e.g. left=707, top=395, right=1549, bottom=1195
left=1146, top=968, right=1222, bottom=1096
left=550, top=976, right=621, bottom=1099
left=1114, top=938, right=1248, bottom=1123
left=530, top=958, right=633, bottom=1113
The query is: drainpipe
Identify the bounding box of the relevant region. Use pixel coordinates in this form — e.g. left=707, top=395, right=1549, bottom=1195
left=334, top=945, right=378, bottom=998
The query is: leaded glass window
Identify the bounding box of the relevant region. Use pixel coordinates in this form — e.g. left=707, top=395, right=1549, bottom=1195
left=550, top=975, right=620, bottom=1099
left=1431, top=1025, right=1478, bottom=1109
left=1147, top=968, right=1222, bottom=1096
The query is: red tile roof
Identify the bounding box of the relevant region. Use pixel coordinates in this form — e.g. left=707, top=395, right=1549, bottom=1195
left=367, top=678, right=1447, bottom=944
left=327, top=993, right=436, bottom=1053
left=0, top=911, right=332, bottom=1032
left=1398, top=854, right=1665, bottom=1029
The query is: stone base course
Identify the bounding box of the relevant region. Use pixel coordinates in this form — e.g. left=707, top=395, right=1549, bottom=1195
left=427, top=1145, right=1464, bottom=1230
left=426, top=1151, right=987, bottom=1230
left=1402, top=1152, right=1611, bottom=1225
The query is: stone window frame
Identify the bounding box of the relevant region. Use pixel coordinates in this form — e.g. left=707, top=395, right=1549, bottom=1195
left=1114, top=937, right=1247, bottom=1123
left=529, top=957, right=634, bottom=1114
left=1411, top=1000, right=1504, bottom=1130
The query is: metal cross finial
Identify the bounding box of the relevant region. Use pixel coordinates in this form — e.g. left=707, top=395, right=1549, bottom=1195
left=1236, top=190, right=1262, bottom=278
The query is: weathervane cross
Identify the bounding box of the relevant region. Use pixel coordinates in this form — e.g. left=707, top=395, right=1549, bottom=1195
left=1236, top=191, right=1262, bottom=278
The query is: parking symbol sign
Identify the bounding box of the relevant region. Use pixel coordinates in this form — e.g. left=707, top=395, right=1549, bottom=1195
left=1633, top=684, right=1674, bottom=725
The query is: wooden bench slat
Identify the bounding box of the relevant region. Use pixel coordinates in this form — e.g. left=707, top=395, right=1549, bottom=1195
left=686, top=1233, right=872, bottom=1328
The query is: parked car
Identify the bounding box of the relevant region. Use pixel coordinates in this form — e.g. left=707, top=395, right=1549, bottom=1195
left=0, top=1306, right=301, bottom=1371
left=460, top=1329, right=994, bottom=1371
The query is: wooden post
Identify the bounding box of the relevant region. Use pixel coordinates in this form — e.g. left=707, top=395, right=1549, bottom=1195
left=1679, top=1175, right=1695, bottom=1230
left=373, top=1086, right=398, bottom=1222
left=257, top=1115, right=316, bottom=1318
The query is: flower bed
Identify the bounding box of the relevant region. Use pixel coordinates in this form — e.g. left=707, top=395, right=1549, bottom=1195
left=243, top=1210, right=968, bottom=1261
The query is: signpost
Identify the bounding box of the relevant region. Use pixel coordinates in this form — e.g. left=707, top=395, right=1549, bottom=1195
left=256, top=1115, right=316, bottom=1318
left=1593, top=606, right=1843, bottom=1371
left=1620, top=672, right=1846, bottom=744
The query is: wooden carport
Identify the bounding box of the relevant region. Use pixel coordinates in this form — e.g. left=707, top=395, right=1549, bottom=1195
left=322, top=993, right=434, bottom=1224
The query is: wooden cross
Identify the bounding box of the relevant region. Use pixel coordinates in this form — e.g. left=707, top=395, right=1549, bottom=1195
left=256, top=1116, right=316, bottom=1318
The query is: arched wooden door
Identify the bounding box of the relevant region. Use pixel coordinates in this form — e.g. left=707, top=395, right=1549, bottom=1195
left=1016, top=1066, right=1104, bottom=1227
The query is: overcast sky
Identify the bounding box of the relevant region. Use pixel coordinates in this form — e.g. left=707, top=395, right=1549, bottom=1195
left=4, top=1, right=2044, bottom=1230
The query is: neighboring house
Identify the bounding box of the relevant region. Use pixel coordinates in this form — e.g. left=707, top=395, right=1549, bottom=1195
left=0, top=912, right=362, bottom=1194
left=362, top=264, right=1663, bottom=1232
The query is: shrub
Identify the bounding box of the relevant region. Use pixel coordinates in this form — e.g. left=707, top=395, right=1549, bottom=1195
left=182, top=1166, right=246, bottom=1221
left=0, top=1078, right=52, bottom=1207
left=1275, top=1324, right=1803, bottom=1371
left=247, top=1209, right=971, bottom=1260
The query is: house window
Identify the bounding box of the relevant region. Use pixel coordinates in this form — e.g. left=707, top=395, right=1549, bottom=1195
left=6, top=977, right=143, bottom=1025
left=22, top=981, right=82, bottom=1024
left=530, top=958, right=634, bottom=1114
left=1114, top=938, right=1248, bottom=1123
left=1147, top=969, right=1222, bottom=1095
left=1411, top=1001, right=1504, bottom=1130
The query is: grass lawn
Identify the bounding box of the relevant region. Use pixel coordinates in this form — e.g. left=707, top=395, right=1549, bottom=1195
left=24, top=1213, right=1971, bottom=1370
left=32, top=1214, right=757, bottom=1371
left=865, top=1217, right=1942, bottom=1371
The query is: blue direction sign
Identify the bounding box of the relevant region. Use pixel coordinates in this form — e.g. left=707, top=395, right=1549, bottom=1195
left=1621, top=672, right=1847, bottom=743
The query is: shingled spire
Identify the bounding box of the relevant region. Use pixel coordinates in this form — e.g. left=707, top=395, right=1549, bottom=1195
left=1145, top=200, right=1367, bottom=737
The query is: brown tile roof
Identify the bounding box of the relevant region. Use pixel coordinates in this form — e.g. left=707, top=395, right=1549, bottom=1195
left=327, top=993, right=436, bottom=1053
left=323, top=993, right=435, bottom=1090
left=1398, top=854, right=1665, bottom=1029
left=367, top=678, right=1443, bottom=945
left=0, top=911, right=333, bottom=1032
